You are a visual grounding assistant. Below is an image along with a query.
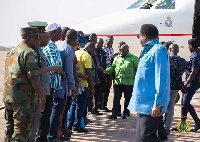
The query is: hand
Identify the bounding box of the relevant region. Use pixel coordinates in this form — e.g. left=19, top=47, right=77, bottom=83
left=151, top=106, right=161, bottom=117
left=60, top=71, right=66, bottom=82
left=81, top=74, right=89, bottom=80
left=71, top=90, right=77, bottom=102
left=89, top=88, right=94, bottom=97
left=103, top=70, right=108, bottom=74
left=184, top=82, right=188, bottom=89
left=53, top=66, right=62, bottom=74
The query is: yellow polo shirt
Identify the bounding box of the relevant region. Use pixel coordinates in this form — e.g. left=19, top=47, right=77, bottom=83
left=75, top=50, right=92, bottom=87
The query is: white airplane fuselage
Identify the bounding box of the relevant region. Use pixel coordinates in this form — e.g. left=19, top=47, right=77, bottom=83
left=74, top=0, right=196, bottom=59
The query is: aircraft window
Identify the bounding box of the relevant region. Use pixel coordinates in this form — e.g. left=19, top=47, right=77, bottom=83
left=127, top=0, right=149, bottom=9
left=155, top=0, right=175, bottom=9
left=140, top=0, right=158, bottom=9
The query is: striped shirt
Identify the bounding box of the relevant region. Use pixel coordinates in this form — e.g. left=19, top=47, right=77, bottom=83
left=41, top=40, right=62, bottom=90
left=102, top=45, right=114, bottom=68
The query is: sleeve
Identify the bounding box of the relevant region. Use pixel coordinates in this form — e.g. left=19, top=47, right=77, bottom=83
left=154, top=48, right=170, bottom=107
left=65, top=48, right=76, bottom=91
left=133, top=56, right=139, bottom=73
left=25, top=51, right=40, bottom=78
left=106, top=57, right=116, bottom=73
left=176, top=58, right=187, bottom=73
left=191, top=57, right=199, bottom=69
left=84, top=54, right=92, bottom=69
left=49, top=43, right=57, bottom=66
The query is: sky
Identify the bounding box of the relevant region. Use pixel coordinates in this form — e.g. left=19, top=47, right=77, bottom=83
left=0, top=0, right=135, bottom=47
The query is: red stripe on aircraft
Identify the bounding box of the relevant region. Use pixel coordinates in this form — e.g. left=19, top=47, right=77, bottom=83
left=97, top=34, right=192, bottom=36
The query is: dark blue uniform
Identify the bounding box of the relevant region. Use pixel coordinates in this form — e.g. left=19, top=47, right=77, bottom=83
left=181, top=50, right=200, bottom=120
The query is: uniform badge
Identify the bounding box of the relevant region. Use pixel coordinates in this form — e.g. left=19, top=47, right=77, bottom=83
left=165, top=16, right=172, bottom=27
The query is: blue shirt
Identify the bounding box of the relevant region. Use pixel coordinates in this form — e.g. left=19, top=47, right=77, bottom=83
left=41, top=40, right=62, bottom=90
left=128, top=39, right=170, bottom=115
left=185, top=50, right=200, bottom=85
left=53, top=41, right=76, bottom=99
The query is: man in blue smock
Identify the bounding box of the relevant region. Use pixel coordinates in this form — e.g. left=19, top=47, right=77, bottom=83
left=128, top=24, right=170, bottom=142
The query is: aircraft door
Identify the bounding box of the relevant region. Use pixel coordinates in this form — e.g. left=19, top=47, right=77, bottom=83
left=193, top=0, right=200, bottom=46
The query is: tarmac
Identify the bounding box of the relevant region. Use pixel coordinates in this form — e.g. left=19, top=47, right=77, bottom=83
left=0, top=51, right=200, bottom=142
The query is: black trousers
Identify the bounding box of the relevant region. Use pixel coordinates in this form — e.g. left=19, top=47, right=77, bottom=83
left=112, top=84, right=133, bottom=116
left=36, top=95, right=52, bottom=141
left=136, top=113, right=163, bottom=142
left=101, top=74, right=112, bottom=108
left=93, top=84, right=103, bottom=111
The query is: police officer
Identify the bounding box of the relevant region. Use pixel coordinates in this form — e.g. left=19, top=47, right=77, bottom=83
left=3, top=27, right=46, bottom=141
left=180, top=38, right=200, bottom=132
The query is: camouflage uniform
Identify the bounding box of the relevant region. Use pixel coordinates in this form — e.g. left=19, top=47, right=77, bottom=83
left=3, top=42, right=40, bottom=142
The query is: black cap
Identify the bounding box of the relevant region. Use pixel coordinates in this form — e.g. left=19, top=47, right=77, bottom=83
left=164, top=41, right=173, bottom=48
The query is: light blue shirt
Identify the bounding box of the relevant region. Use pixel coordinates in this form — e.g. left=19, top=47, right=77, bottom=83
left=53, top=41, right=76, bottom=99
left=128, top=39, right=170, bottom=115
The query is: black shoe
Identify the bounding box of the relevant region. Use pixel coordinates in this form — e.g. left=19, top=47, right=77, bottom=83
left=59, top=135, right=70, bottom=141
left=67, top=127, right=72, bottom=131
left=159, top=136, right=168, bottom=141
left=65, top=129, right=73, bottom=135
left=48, top=138, right=63, bottom=142
left=103, top=107, right=112, bottom=112
left=190, top=123, right=200, bottom=132
left=36, top=138, right=47, bottom=142
left=63, top=133, right=71, bottom=137
left=171, top=127, right=179, bottom=131
left=126, top=112, right=130, bottom=116
left=165, top=129, right=170, bottom=135
left=109, top=115, right=117, bottom=119
left=73, top=127, right=88, bottom=133
left=122, top=114, right=127, bottom=119
left=92, top=110, right=103, bottom=115
left=117, top=112, right=122, bottom=116
left=36, top=137, right=47, bottom=142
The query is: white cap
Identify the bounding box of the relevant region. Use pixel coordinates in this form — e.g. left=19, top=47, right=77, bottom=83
left=46, top=23, right=61, bottom=32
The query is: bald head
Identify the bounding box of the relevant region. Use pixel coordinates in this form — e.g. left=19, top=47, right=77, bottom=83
left=96, top=38, right=104, bottom=50
left=120, top=44, right=129, bottom=57
left=169, top=44, right=179, bottom=55
left=89, top=33, right=97, bottom=44
left=85, top=42, right=95, bottom=55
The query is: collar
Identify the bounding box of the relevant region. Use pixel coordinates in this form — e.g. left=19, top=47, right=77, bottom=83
left=170, top=55, right=178, bottom=57
left=141, top=38, right=159, bottom=58
left=119, top=52, right=131, bottom=58
left=80, top=48, right=89, bottom=53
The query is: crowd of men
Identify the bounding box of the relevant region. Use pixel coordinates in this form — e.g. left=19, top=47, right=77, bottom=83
left=2, top=21, right=200, bottom=142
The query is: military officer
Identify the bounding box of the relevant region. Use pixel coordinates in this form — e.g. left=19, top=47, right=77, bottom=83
left=3, top=27, right=46, bottom=142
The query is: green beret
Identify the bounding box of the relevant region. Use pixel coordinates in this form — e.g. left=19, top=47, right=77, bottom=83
left=20, top=27, right=39, bottom=38
left=28, top=21, right=48, bottom=33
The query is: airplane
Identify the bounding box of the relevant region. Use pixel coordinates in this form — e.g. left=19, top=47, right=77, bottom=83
left=74, top=0, right=200, bottom=59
